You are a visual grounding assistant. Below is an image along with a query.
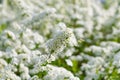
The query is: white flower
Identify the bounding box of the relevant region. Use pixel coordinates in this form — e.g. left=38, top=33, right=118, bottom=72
left=0, top=59, right=7, bottom=69
left=45, top=28, right=73, bottom=54
left=2, top=30, right=16, bottom=40
left=21, top=8, right=56, bottom=26
left=9, top=0, right=32, bottom=17
left=20, top=73, right=30, bottom=80
left=43, top=65, right=80, bottom=80
left=0, top=70, right=21, bottom=80
left=65, top=59, right=73, bottom=67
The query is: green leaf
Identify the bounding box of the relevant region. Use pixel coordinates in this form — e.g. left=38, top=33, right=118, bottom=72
left=0, top=24, right=7, bottom=34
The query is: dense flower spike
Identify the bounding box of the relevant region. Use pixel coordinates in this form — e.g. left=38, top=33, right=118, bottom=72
left=45, top=28, right=73, bottom=54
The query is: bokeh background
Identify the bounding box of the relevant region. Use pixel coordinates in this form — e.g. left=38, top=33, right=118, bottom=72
left=0, top=0, right=120, bottom=80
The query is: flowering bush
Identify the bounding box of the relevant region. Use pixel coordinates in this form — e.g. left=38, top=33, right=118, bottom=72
left=0, top=0, right=120, bottom=80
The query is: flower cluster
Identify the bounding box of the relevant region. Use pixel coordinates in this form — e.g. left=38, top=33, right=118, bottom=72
left=45, top=28, right=73, bottom=54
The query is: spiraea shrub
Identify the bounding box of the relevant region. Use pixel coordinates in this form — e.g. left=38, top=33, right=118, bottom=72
left=0, top=0, right=120, bottom=80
